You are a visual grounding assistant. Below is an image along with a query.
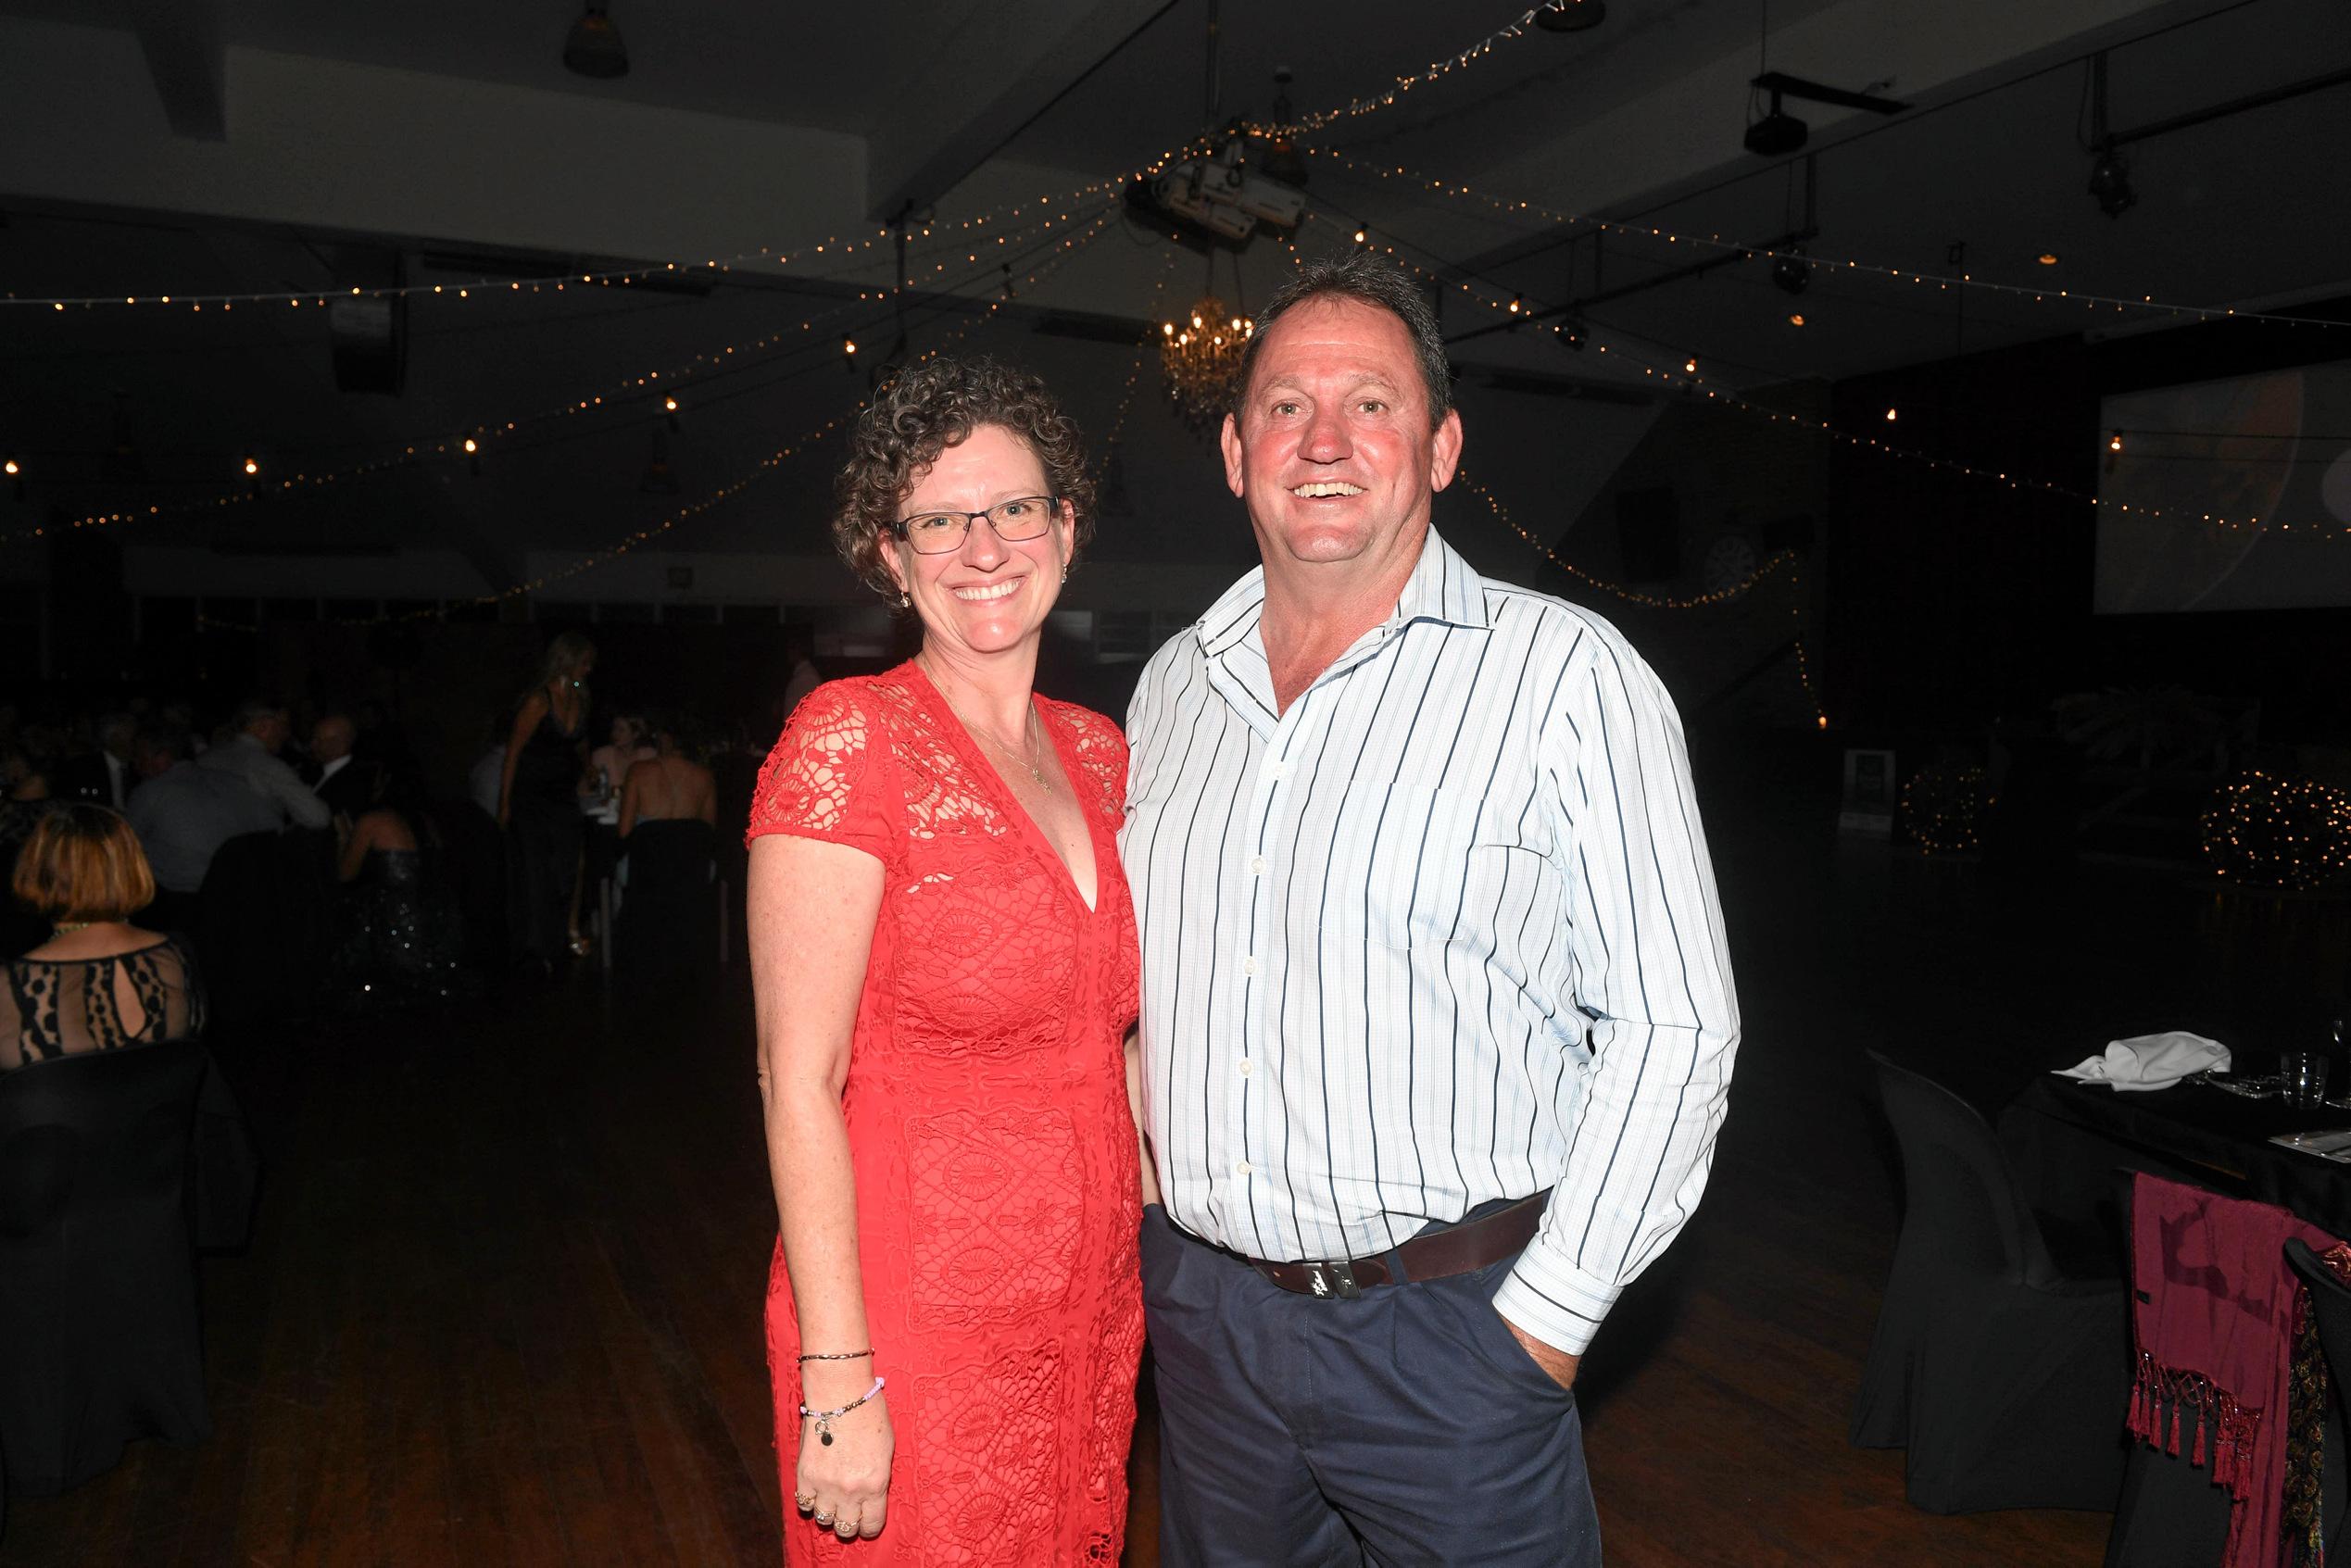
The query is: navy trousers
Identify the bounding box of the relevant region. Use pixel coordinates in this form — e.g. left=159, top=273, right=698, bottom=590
left=1141, top=1206, right=1603, bottom=1567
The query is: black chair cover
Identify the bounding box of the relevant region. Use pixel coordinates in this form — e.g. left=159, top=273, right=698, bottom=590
left=616, top=819, right=717, bottom=985
left=1852, top=1050, right=2132, bottom=1512
left=0, top=1039, right=211, bottom=1497
left=195, top=829, right=333, bottom=1024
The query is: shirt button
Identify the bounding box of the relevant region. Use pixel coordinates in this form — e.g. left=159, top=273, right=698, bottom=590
left=1241, top=955, right=1258, bottom=976
left=1249, top=855, right=1265, bottom=875
left=1238, top=1058, right=1255, bottom=1077
left=1268, top=759, right=1288, bottom=780
left=1234, top=1159, right=1254, bottom=1177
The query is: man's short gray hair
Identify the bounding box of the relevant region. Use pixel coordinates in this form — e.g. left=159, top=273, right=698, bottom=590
left=230, top=696, right=285, bottom=732
left=1229, top=253, right=1453, bottom=430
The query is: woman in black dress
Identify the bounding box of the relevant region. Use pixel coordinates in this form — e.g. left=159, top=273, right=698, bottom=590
left=497, top=632, right=594, bottom=972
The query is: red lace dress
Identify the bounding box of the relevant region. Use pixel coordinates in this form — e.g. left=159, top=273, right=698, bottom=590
left=747, top=662, right=1144, bottom=1566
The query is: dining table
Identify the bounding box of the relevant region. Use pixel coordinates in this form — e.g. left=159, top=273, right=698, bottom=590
left=2001, top=1060, right=2351, bottom=1255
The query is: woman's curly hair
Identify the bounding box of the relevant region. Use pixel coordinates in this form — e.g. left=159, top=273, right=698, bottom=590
left=832, top=356, right=1097, bottom=601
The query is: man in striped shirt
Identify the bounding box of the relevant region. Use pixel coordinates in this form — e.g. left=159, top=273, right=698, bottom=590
left=1122, top=254, right=1739, bottom=1565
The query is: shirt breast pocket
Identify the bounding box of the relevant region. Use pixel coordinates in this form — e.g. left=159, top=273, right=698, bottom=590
left=1319, top=781, right=1520, bottom=951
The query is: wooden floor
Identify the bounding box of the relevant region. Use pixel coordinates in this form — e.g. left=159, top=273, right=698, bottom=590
left=10, top=740, right=2340, bottom=1566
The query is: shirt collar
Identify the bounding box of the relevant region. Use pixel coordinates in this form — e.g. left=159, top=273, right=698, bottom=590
left=1193, top=526, right=1489, bottom=658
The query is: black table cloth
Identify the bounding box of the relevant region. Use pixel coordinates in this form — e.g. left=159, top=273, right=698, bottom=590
left=2002, top=1075, right=2351, bottom=1241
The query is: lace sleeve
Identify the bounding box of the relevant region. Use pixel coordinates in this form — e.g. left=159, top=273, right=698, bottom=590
left=746, top=681, right=895, bottom=859
left=1052, top=702, right=1131, bottom=821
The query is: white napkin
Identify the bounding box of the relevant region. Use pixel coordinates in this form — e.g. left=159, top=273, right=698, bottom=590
left=2054, top=1032, right=2231, bottom=1091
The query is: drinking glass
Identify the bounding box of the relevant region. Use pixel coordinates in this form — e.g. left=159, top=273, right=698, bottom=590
left=2282, top=1051, right=2331, bottom=1109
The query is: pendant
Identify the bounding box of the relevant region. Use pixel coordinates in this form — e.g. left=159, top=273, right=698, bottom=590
left=820, top=1427, right=835, bottom=1447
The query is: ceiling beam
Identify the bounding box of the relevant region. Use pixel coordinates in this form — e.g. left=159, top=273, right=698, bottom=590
left=127, top=0, right=226, bottom=141
left=864, top=0, right=1175, bottom=222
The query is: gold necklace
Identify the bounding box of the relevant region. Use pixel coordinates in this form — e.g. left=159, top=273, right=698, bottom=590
left=924, top=660, right=1051, bottom=791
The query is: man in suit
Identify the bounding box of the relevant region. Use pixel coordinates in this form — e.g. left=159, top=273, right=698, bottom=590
left=302, top=712, right=377, bottom=821
left=54, top=712, right=135, bottom=809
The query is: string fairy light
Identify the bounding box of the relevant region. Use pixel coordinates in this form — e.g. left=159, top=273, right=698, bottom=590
left=1453, top=469, right=1828, bottom=726
left=1327, top=211, right=2351, bottom=541
left=1097, top=245, right=1185, bottom=470
left=1303, top=148, right=2351, bottom=333
left=2201, top=771, right=2351, bottom=893
left=195, top=207, right=1125, bottom=628
left=1, top=173, right=1146, bottom=312
left=1235, top=6, right=1582, bottom=139
left=8, top=201, right=1119, bottom=546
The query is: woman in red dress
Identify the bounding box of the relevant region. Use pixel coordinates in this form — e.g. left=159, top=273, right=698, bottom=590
left=747, top=357, right=1151, bottom=1563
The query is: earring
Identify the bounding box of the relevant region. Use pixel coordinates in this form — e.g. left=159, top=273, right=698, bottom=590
left=1060, top=564, right=1069, bottom=584
left=898, top=591, right=911, bottom=608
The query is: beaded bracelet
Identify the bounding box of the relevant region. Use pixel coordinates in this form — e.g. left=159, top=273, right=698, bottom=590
left=797, top=1349, right=873, bottom=1362
left=799, top=1376, right=886, bottom=1446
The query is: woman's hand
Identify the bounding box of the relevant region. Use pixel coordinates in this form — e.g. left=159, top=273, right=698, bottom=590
left=794, top=1376, right=892, bottom=1542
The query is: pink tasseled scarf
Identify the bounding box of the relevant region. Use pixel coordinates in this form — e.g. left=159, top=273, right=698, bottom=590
left=2129, top=1173, right=2345, bottom=1568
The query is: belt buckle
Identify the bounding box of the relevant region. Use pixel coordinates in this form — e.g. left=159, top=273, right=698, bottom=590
left=1301, top=1258, right=1360, bottom=1300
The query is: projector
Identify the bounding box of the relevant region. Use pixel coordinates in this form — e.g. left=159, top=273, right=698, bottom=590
left=1140, top=146, right=1308, bottom=245
left=1743, top=109, right=1808, bottom=157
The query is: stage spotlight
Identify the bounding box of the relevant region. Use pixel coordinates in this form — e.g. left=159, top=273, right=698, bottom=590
left=2087, top=146, right=2135, bottom=218
left=563, top=4, right=629, bottom=79
left=1770, top=251, right=1810, bottom=295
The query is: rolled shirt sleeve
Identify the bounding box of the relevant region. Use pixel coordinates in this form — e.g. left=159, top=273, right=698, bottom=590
left=1490, top=633, right=1740, bottom=1357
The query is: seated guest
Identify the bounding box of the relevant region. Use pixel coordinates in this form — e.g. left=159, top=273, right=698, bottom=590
left=322, top=772, right=474, bottom=1012
left=615, top=717, right=718, bottom=983
left=617, top=717, right=717, bottom=840
left=1, top=740, right=58, bottom=849
left=123, top=728, right=280, bottom=934
left=53, top=712, right=135, bottom=809
left=302, top=712, right=377, bottom=822
left=1, top=805, right=202, bottom=1073
left=197, top=697, right=330, bottom=831
left=580, top=710, right=655, bottom=952
left=1, top=742, right=62, bottom=957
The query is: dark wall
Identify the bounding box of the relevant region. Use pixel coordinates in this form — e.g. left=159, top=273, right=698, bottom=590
left=1825, top=302, right=2351, bottom=742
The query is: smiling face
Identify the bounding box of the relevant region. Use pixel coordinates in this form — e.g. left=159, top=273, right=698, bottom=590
left=1222, top=295, right=1463, bottom=585
left=883, top=422, right=1072, bottom=660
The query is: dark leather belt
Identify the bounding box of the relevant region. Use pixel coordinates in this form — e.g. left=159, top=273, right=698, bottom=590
left=1206, top=1190, right=1551, bottom=1301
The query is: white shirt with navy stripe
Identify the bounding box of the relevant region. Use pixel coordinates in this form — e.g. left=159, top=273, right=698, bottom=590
left=1120, top=528, right=1740, bottom=1355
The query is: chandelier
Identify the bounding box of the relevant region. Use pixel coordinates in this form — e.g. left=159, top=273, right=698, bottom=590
left=1161, top=295, right=1253, bottom=433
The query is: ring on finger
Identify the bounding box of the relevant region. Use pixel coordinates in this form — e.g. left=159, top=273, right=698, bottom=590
left=795, top=1494, right=815, bottom=1513
left=812, top=1510, right=835, bottom=1527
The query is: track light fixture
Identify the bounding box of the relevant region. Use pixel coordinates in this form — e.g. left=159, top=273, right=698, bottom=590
left=1534, top=0, right=1605, bottom=32
left=2087, top=144, right=2135, bottom=219
left=2083, top=53, right=2133, bottom=219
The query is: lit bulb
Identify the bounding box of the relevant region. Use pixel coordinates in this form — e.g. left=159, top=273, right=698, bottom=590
left=1884, top=408, right=1898, bottom=421
left=2108, top=432, right=2124, bottom=452
left=244, top=458, right=259, bottom=475
left=664, top=395, right=680, bottom=412
left=843, top=336, right=857, bottom=355
left=1788, top=313, right=1804, bottom=327
left=1353, top=229, right=1366, bottom=244
left=1684, top=358, right=1697, bottom=373
left=463, top=438, right=478, bottom=454
left=2037, top=252, right=2059, bottom=266
left=1162, top=322, right=1176, bottom=337
left=2, top=458, right=17, bottom=476
left=1508, top=298, right=1522, bottom=314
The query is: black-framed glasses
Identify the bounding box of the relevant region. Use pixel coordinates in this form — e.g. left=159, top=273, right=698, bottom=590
left=889, top=495, right=1060, bottom=555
